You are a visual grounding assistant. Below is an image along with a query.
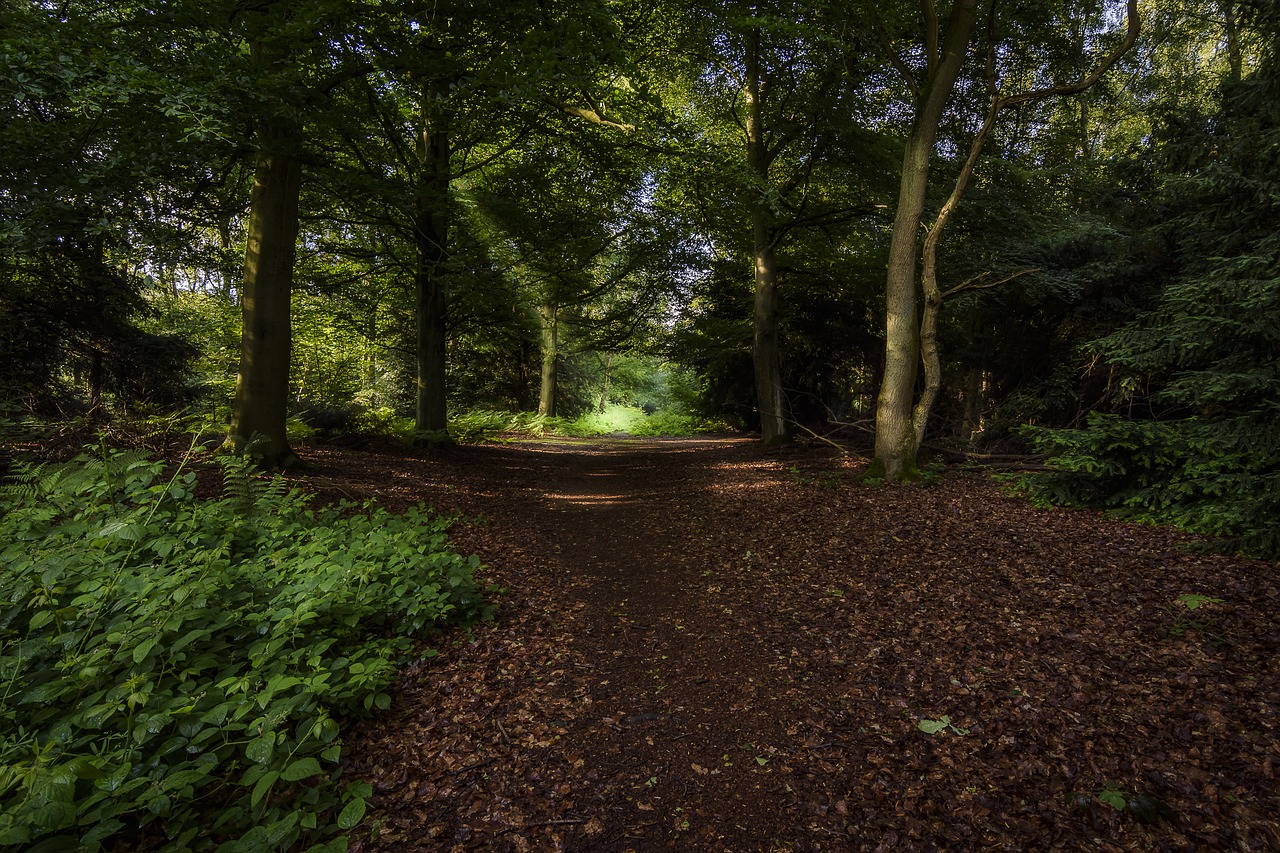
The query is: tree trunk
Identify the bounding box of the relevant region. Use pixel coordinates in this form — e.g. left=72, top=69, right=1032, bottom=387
left=913, top=88, right=999, bottom=452
left=599, top=352, right=613, bottom=413
left=1219, top=0, right=1243, bottom=84
left=874, top=129, right=931, bottom=478
left=745, top=25, right=790, bottom=447
left=89, top=349, right=103, bottom=412
left=872, top=0, right=979, bottom=480
left=959, top=366, right=984, bottom=443
left=228, top=135, right=302, bottom=468
left=537, top=301, right=558, bottom=417
left=415, top=89, right=451, bottom=439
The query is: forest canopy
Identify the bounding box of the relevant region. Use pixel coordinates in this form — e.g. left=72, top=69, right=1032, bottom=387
left=2, top=0, right=1276, bottom=554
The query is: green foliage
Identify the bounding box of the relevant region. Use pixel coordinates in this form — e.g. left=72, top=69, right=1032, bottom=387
left=917, top=715, right=969, bottom=736
left=1017, top=413, right=1280, bottom=557
left=1015, top=23, right=1280, bottom=559
left=444, top=406, right=728, bottom=443
left=0, top=447, right=487, bottom=851
left=1169, top=594, right=1226, bottom=640
left=1097, top=784, right=1128, bottom=811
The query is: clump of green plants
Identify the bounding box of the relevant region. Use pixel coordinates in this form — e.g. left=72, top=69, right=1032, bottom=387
left=1168, top=593, right=1225, bottom=640
left=444, top=406, right=727, bottom=443
left=1015, top=414, right=1280, bottom=559
left=0, top=446, right=489, bottom=851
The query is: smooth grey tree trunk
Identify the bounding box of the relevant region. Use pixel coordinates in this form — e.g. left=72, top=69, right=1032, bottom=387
left=872, top=0, right=979, bottom=480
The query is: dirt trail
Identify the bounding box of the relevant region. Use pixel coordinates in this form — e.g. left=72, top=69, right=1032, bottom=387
left=311, top=436, right=1280, bottom=852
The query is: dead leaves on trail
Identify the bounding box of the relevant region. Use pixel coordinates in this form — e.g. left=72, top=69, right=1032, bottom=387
left=315, top=438, right=1280, bottom=851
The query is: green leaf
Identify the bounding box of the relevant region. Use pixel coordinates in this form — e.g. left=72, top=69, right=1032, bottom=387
left=918, top=716, right=950, bottom=735
left=98, top=520, right=138, bottom=541
left=1176, top=594, right=1223, bottom=610
left=281, top=757, right=323, bottom=782
left=24, top=836, right=80, bottom=853
left=245, top=734, right=274, bottom=765
left=133, top=637, right=158, bottom=664
left=250, top=770, right=280, bottom=808
left=336, top=796, right=366, bottom=829
left=1098, top=788, right=1127, bottom=810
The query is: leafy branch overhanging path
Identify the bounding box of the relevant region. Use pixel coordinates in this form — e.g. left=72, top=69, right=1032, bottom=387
left=305, top=437, right=1280, bottom=851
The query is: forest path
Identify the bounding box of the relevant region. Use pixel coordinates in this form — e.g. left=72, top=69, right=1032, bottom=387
left=303, top=436, right=1280, bottom=852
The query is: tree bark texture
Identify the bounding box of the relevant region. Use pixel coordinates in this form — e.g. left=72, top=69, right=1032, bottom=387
left=745, top=26, right=791, bottom=447
left=872, top=0, right=980, bottom=480
left=537, top=302, right=558, bottom=417
left=415, top=90, right=452, bottom=437
left=229, top=136, right=302, bottom=468
left=599, top=352, right=613, bottom=413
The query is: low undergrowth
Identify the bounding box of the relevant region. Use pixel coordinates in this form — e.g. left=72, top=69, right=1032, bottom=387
left=1015, top=413, right=1280, bottom=559
left=0, top=446, right=489, bottom=852
left=447, top=406, right=727, bottom=443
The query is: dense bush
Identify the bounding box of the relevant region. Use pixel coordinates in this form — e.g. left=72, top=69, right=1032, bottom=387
left=1015, top=21, right=1280, bottom=561
left=1017, top=414, right=1280, bottom=559
left=0, top=448, right=488, bottom=851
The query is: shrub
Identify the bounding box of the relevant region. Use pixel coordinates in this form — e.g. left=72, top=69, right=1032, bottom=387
left=1016, top=413, right=1280, bottom=558
left=0, top=447, right=488, bottom=851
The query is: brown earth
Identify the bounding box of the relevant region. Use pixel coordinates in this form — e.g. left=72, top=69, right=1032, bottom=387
left=297, top=435, right=1279, bottom=852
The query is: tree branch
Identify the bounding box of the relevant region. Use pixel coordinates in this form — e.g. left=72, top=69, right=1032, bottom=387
left=998, top=0, right=1141, bottom=109
left=872, top=13, right=919, bottom=100
left=940, top=267, right=1040, bottom=299
left=543, top=97, right=636, bottom=132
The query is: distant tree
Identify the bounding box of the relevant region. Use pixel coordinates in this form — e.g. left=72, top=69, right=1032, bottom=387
left=669, top=0, right=880, bottom=445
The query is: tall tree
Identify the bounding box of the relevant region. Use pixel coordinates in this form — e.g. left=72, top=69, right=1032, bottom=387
left=311, top=0, right=650, bottom=440
left=0, top=0, right=224, bottom=411
left=868, top=0, right=981, bottom=479
left=868, top=0, right=1138, bottom=480
left=224, top=1, right=382, bottom=466
left=676, top=0, right=874, bottom=445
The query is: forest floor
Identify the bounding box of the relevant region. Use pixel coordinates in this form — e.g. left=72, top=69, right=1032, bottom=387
left=291, top=435, right=1278, bottom=852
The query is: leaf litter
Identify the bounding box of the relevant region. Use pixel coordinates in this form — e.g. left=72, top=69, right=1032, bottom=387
left=290, top=436, right=1280, bottom=852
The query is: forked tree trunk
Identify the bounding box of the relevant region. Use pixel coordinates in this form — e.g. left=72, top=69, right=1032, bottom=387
left=228, top=136, right=302, bottom=469
left=871, top=0, right=979, bottom=480
left=895, top=0, right=1137, bottom=463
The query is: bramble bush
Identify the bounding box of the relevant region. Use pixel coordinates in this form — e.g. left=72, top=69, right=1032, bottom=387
left=0, top=447, right=489, bottom=852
